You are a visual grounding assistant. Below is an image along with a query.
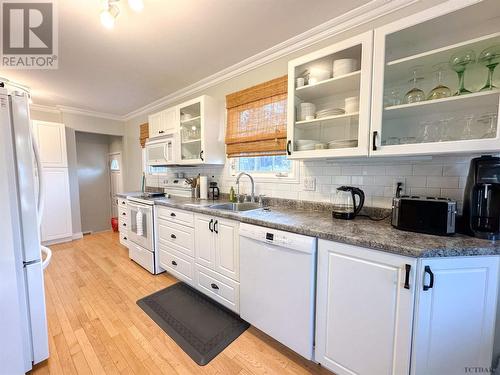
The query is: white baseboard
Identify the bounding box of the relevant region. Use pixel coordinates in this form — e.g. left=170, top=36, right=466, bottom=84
left=72, top=232, right=83, bottom=240
left=42, top=236, right=74, bottom=246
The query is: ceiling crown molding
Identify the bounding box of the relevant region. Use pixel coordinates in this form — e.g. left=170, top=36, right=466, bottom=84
left=30, top=103, right=60, bottom=114
left=56, top=105, right=125, bottom=121
left=122, top=0, right=419, bottom=121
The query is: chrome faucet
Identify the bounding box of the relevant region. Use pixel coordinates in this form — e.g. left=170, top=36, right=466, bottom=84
left=235, top=172, right=255, bottom=203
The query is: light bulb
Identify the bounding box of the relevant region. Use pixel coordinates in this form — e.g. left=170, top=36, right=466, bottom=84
left=100, top=9, right=115, bottom=29
left=100, top=3, right=119, bottom=29
left=128, top=0, right=144, bottom=12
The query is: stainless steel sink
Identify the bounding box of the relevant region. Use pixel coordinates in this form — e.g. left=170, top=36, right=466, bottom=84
left=209, top=202, right=261, bottom=212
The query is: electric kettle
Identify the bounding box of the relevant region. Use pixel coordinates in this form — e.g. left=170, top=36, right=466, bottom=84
left=332, top=186, right=365, bottom=220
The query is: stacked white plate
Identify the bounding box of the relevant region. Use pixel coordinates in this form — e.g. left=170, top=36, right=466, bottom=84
left=295, top=139, right=317, bottom=151
left=328, top=139, right=358, bottom=149
left=316, top=107, right=345, bottom=119
left=299, top=102, right=316, bottom=121
left=332, top=58, right=358, bottom=77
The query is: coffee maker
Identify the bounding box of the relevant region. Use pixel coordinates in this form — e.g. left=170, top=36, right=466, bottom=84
left=462, top=155, right=500, bottom=240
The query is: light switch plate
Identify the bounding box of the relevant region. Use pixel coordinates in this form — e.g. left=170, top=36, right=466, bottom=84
left=303, top=177, right=316, bottom=191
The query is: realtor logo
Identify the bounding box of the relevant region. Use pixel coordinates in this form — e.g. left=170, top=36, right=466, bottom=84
left=1, top=0, right=58, bottom=69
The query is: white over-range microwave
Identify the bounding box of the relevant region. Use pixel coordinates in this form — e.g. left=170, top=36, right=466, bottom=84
left=145, top=136, right=176, bottom=166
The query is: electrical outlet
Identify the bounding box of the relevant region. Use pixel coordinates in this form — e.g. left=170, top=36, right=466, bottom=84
left=393, top=178, right=406, bottom=196
left=303, top=177, right=316, bottom=191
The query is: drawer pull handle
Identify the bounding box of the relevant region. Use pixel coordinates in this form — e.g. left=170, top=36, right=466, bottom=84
left=122, top=223, right=126, bottom=227
left=171, top=261, right=177, bottom=266
left=123, top=237, right=127, bottom=240
left=170, top=234, right=176, bottom=239
left=170, top=212, right=176, bottom=217
left=122, top=212, right=126, bottom=216
left=210, top=283, right=219, bottom=290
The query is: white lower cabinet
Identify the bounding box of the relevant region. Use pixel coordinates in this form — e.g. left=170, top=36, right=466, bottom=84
left=411, top=256, right=499, bottom=375
left=194, top=213, right=240, bottom=281
left=316, top=239, right=417, bottom=375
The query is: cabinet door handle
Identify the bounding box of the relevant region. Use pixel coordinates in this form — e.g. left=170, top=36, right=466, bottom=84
left=404, top=264, right=411, bottom=290
left=123, top=236, right=127, bottom=240
left=122, top=212, right=126, bottom=216
left=170, top=212, right=176, bottom=217
left=170, top=234, right=176, bottom=239
left=210, top=283, right=219, bottom=290
left=209, top=219, right=214, bottom=232
left=286, top=140, right=291, bottom=155
left=423, top=265, right=434, bottom=291
left=200, top=150, right=204, bottom=161
left=372, top=131, right=378, bottom=151
left=159, top=130, right=165, bottom=134
left=171, top=260, right=177, bottom=266
left=214, top=220, right=218, bottom=234
left=122, top=223, right=126, bottom=227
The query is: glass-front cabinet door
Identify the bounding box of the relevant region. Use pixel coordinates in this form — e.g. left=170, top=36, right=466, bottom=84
left=287, top=31, right=373, bottom=159
left=179, top=98, right=204, bottom=164
left=371, top=0, right=500, bottom=156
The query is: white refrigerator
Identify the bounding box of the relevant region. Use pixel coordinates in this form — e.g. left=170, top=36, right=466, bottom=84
left=0, top=87, right=51, bottom=373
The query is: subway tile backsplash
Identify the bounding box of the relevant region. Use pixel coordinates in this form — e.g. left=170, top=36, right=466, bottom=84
left=145, top=154, right=499, bottom=212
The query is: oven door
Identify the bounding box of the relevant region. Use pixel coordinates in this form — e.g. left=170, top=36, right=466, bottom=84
left=127, top=201, right=154, bottom=251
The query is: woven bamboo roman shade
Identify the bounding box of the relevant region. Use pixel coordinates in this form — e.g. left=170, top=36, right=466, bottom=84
left=139, top=123, right=149, bottom=148
left=225, top=75, right=287, bottom=158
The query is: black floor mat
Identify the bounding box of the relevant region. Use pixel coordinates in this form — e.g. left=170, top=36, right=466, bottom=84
left=137, top=282, right=249, bottom=366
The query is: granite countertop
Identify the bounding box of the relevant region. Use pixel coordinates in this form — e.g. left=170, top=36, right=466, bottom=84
left=122, top=193, right=500, bottom=258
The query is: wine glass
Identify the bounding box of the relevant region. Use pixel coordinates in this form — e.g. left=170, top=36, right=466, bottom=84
left=404, top=66, right=425, bottom=104
left=461, top=115, right=475, bottom=140
left=449, top=50, right=476, bottom=95
left=478, top=113, right=498, bottom=138
left=427, top=63, right=451, bottom=100
left=418, top=120, right=436, bottom=143
left=478, top=45, right=500, bottom=91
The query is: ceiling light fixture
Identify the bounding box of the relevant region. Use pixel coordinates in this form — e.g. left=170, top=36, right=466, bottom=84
left=100, top=0, right=144, bottom=29
left=100, top=1, right=120, bottom=29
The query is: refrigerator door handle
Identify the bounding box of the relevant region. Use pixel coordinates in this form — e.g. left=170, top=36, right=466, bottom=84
left=40, top=246, right=52, bottom=270
left=31, top=130, right=44, bottom=224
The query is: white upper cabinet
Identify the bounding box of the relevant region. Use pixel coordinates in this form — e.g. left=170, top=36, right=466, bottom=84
left=370, top=0, right=500, bottom=156
left=177, top=95, right=225, bottom=165
left=148, top=106, right=178, bottom=139
left=411, top=256, right=499, bottom=375
left=287, top=31, right=373, bottom=159
left=31, top=121, right=67, bottom=168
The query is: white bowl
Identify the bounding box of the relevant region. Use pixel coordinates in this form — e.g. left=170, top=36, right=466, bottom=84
left=344, top=96, right=359, bottom=113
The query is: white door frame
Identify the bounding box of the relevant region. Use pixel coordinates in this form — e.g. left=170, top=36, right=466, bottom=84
left=108, top=152, right=123, bottom=218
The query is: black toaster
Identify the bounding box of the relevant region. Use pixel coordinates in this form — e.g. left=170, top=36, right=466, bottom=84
left=391, top=196, right=457, bottom=236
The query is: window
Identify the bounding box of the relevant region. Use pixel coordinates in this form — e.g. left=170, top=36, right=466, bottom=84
left=225, top=75, right=288, bottom=158
left=110, top=158, right=120, bottom=171
left=233, top=155, right=291, bottom=174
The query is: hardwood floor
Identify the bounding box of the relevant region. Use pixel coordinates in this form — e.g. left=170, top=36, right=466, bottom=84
left=30, top=231, right=331, bottom=375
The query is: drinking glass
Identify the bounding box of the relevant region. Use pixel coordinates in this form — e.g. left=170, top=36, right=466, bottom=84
left=418, top=120, right=436, bottom=143
left=404, top=66, right=425, bottom=104
left=449, top=50, right=476, bottom=95
left=478, top=45, right=500, bottom=91
left=461, top=115, right=475, bottom=140
left=427, top=63, right=451, bottom=100
left=478, top=113, right=498, bottom=138
left=438, top=117, right=454, bottom=141
left=386, top=87, right=401, bottom=107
